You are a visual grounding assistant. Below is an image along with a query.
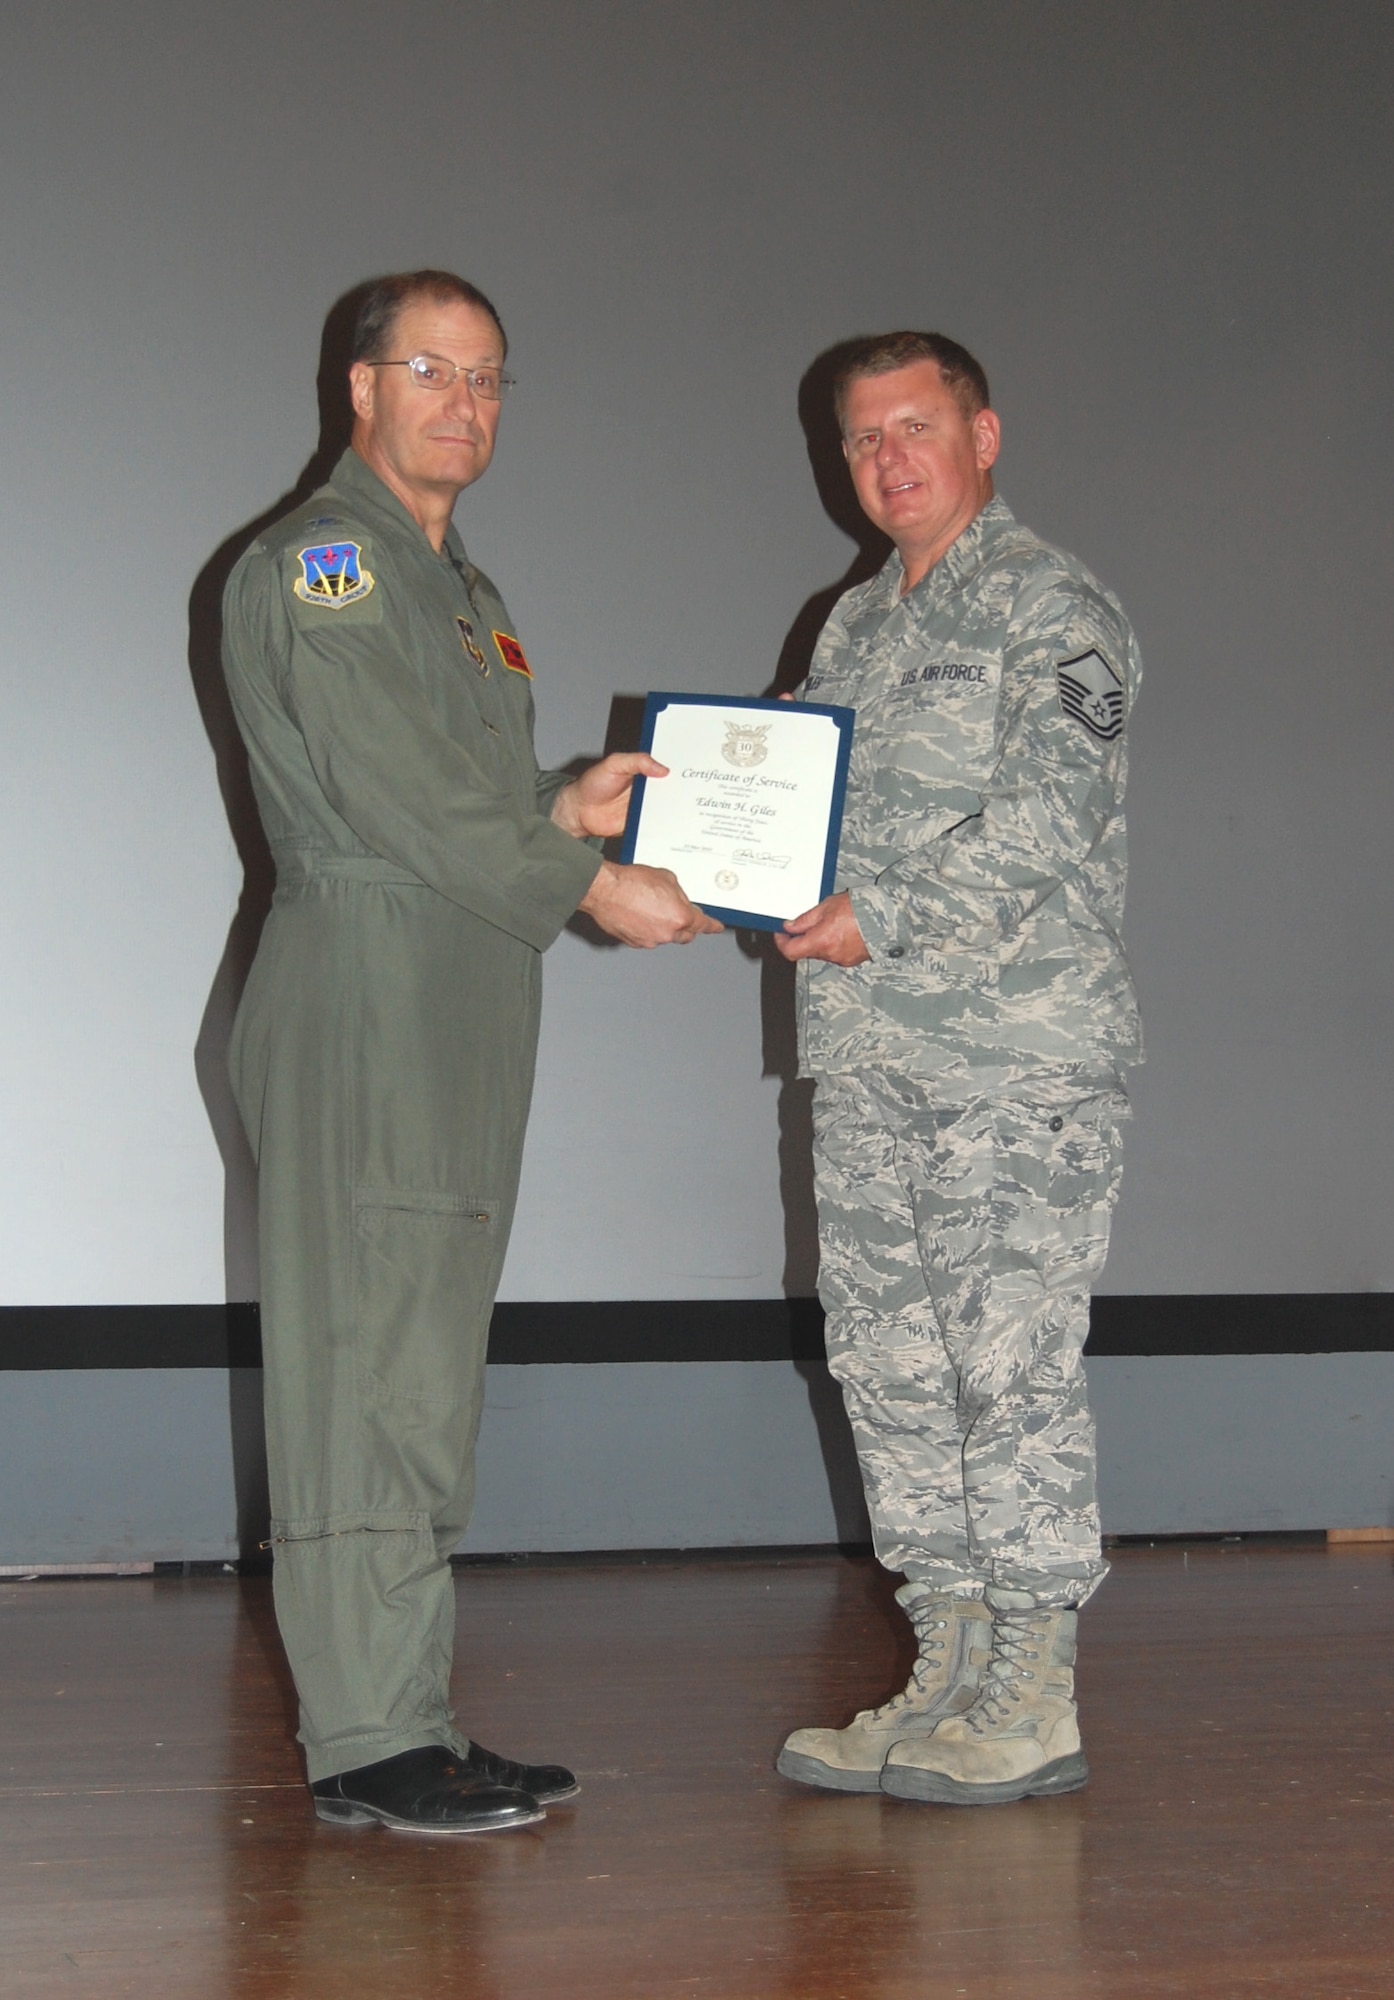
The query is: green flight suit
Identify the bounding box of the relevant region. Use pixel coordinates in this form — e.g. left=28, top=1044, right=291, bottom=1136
left=221, top=448, right=600, bottom=1782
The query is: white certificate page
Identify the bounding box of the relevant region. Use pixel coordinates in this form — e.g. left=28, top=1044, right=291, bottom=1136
left=631, top=702, right=844, bottom=921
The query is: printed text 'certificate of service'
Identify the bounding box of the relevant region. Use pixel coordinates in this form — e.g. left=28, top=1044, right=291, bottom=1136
left=620, top=694, right=855, bottom=930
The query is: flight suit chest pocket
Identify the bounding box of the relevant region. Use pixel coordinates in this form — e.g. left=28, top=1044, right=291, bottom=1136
left=426, top=626, right=515, bottom=775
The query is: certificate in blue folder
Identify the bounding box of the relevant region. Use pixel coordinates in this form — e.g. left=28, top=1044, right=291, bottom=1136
left=619, top=694, right=855, bottom=931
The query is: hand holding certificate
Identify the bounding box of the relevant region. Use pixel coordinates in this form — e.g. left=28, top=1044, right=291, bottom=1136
left=619, top=695, right=855, bottom=930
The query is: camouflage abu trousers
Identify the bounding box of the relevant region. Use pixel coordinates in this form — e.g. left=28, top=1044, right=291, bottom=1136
left=813, top=1072, right=1128, bottom=1608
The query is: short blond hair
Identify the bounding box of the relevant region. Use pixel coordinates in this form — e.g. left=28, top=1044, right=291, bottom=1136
left=834, top=331, right=989, bottom=427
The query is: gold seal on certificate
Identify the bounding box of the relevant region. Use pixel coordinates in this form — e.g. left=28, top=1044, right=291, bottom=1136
left=620, top=695, right=855, bottom=930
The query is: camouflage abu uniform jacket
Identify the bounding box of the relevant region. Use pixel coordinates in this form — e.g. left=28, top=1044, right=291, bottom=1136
left=797, top=497, right=1142, bottom=1101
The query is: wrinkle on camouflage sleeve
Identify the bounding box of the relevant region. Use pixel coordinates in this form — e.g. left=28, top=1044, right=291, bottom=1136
left=802, top=599, right=849, bottom=697
left=849, top=577, right=1137, bottom=957
left=230, top=549, right=600, bottom=952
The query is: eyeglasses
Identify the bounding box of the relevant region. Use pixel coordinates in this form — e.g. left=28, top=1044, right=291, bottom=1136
left=367, top=354, right=515, bottom=401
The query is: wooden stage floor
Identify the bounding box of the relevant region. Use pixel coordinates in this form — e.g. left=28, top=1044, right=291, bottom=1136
left=2, top=1540, right=1392, bottom=1998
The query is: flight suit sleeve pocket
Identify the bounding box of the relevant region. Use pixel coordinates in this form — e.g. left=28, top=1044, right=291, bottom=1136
left=352, top=1188, right=501, bottom=1405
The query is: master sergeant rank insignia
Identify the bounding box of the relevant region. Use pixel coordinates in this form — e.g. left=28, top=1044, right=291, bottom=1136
left=1056, top=647, right=1124, bottom=742
left=492, top=631, right=532, bottom=678
left=293, top=541, right=375, bottom=609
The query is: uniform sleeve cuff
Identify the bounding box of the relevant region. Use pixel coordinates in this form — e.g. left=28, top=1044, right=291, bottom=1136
left=847, top=885, right=919, bottom=964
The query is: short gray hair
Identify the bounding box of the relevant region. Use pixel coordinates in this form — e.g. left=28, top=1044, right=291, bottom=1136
left=351, top=269, right=506, bottom=364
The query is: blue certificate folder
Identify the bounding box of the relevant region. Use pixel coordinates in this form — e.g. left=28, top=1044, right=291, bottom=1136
left=619, top=693, right=855, bottom=931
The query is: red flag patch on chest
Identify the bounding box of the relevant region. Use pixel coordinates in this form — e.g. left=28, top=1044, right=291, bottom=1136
left=492, top=630, right=533, bottom=678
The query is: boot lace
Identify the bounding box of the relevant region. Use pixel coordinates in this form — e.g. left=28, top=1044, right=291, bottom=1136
left=861, top=1615, right=952, bottom=1721
left=963, top=1615, right=1044, bottom=1734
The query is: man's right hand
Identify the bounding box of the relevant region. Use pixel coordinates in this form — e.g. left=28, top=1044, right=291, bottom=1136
left=578, top=861, right=724, bottom=948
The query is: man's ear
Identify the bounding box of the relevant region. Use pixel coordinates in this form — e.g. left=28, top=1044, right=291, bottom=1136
left=348, top=361, right=375, bottom=424
left=973, top=408, right=1002, bottom=472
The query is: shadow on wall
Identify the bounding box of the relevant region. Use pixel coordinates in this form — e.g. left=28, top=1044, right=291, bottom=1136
left=186, top=281, right=375, bottom=1562
left=759, top=341, right=892, bottom=1496
left=756, top=341, right=891, bottom=1300
left=570, top=343, right=893, bottom=1320
left=769, top=338, right=892, bottom=697
left=586, top=342, right=893, bottom=1309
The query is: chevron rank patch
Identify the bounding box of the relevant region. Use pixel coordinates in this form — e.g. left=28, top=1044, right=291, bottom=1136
left=292, top=540, right=375, bottom=609
left=493, top=630, right=532, bottom=678
left=1056, top=647, right=1124, bottom=742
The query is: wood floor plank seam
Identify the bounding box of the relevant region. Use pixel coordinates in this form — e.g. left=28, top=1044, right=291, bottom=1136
left=2, top=1547, right=1393, bottom=1998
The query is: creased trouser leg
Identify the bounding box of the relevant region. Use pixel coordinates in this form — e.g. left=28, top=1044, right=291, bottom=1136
left=230, top=879, right=536, bottom=1783
left=813, top=1073, right=1126, bottom=1607
left=257, top=1173, right=512, bottom=1781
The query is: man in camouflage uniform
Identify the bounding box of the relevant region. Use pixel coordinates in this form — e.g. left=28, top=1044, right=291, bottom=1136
left=775, top=332, right=1141, bottom=1805
left=223, top=271, right=718, bottom=1836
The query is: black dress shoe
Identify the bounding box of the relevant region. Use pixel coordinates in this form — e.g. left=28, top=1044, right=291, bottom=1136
left=461, top=1739, right=580, bottom=1803
left=310, top=1745, right=544, bottom=1833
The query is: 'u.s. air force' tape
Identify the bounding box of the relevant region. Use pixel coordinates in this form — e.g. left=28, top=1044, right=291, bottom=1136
left=1056, top=647, right=1124, bottom=741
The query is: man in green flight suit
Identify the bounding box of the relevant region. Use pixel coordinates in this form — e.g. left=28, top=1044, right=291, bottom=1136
left=222, top=270, right=720, bottom=1836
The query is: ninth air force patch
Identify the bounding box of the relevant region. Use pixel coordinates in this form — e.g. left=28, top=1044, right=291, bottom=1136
left=1056, top=647, right=1124, bottom=742
left=293, top=540, right=375, bottom=609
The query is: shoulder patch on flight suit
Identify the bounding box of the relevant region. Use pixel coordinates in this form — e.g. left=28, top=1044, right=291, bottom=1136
left=492, top=631, right=532, bottom=678
left=291, top=540, right=375, bottom=610
left=1056, top=647, right=1124, bottom=742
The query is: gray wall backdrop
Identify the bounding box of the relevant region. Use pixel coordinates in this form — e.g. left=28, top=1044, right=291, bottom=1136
left=0, top=1, right=1390, bottom=1556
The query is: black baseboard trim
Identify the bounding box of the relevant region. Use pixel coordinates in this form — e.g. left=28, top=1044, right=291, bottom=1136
left=0, top=1304, right=267, bottom=1370
left=0, top=1294, right=1390, bottom=1369
left=1087, top=1294, right=1394, bottom=1358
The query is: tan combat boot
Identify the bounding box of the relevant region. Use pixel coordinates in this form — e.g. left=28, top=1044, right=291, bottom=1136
left=880, top=1598, right=1087, bottom=1805
left=777, top=1586, right=991, bottom=1793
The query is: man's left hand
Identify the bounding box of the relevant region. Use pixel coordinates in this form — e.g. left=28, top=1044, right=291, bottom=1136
left=774, top=891, right=871, bottom=966
left=551, top=753, right=669, bottom=840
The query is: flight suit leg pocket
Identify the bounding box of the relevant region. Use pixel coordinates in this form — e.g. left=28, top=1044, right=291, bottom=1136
left=352, top=1187, right=501, bottom=1406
